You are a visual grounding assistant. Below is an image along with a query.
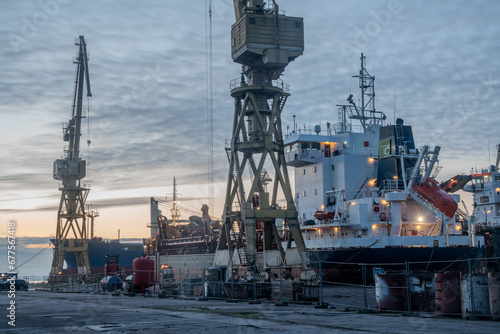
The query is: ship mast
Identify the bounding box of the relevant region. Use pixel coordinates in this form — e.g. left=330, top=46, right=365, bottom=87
left=50, top=36, right=92, bottom=279
left=336, top=54, right=386, bottom=133
left=171, top=177, right=180, bottom=225
left=216, top=0, right=309, bottom=267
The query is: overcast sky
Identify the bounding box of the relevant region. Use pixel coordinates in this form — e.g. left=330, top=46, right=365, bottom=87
left=1, top=0, right=499, bottom=240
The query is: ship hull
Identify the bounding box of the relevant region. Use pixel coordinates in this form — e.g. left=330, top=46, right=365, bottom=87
left=51, top=239, right=144, bottom=276
left=153, top=245, right=486, bottom=284
left=308, top=245, right=486, bottom=283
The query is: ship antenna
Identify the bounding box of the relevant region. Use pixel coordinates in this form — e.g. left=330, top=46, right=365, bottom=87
left=393, top=75, right=397, bottom=124
left=487, top=128, right=491, bottom=166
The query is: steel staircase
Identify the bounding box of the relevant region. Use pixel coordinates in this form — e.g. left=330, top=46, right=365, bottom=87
left=407, top=188, right=445, bottom=236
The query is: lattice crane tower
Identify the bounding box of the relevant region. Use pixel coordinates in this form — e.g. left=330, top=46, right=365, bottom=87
left=216, top=0, right=309, bottom=267
left=50, top=35, right=92, bottom=278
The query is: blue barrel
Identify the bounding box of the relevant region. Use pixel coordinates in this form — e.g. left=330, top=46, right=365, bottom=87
left=101, top=275, right=123, bottom=291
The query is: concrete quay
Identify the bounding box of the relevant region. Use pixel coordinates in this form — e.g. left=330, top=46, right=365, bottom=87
left=1, top=288, right=498, bottom=333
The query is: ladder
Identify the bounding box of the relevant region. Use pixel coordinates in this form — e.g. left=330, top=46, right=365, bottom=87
left=407, top=188, right=445, bottom=236
left=225, top=147, right=241, bottom=211
left=232, top=221, right=248, bottom=266
left=428, top=223, right=441, bottom=237
left=278, top=95, right=288, bottom=112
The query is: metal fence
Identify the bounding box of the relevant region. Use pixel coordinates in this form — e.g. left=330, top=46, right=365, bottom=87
left=15, top=257, right=500, bottom=319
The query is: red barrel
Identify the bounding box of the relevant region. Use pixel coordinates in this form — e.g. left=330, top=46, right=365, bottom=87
left=133, top=255, right=155, bottom=289
left=105, top=260, right=119, bottom=276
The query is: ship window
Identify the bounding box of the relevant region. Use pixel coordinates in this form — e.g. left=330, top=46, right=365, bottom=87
left=496, top=176, right=500, bottom=181
left=480, top=196, right=489, bottom=203
left=303, top=169, right=306, bottom=175
left=324, top=144, right=331, bottom=157
left=300, top=142, right=309, bottom=149
left=311, top=142, right=320, bottom=150
left=295, top=21, right=302, bottom=28
left=249, top=18, right=256, bottom=24
left=314, top=166, right=317, bottom=173
left=303, top=191, right=306, bottom=197
left=313, top=189, right=317, bottom=195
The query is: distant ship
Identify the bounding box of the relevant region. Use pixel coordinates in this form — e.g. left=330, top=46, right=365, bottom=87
left=50, top=237, right=143, bottom=276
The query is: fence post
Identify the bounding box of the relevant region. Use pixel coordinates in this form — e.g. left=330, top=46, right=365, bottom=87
left=319, top=260, right=324, bottom=306
left=231, top=267, right=235, bottom=300
left=280, top=263, right=284, bottom=303
left=405, top=261, right=412, bottom=314
left=468, top=257, right=475, bottom=318
left=362, top=263, right=368, bottom=309
left=253, top=264, right=257, bottom=300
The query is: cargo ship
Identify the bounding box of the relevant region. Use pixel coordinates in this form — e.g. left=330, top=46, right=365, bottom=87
left=143, top=179, right=219, bottom=280
left=50, top=237, right=144, bottom=276
left=282, top=54, right=487, bottom=280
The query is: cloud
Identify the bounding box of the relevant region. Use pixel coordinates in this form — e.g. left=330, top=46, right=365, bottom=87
left=25, top=243, right=53, bottom=249
left=1, top=0, right=500, bottom=238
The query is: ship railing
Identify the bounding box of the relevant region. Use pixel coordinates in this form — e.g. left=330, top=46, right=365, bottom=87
left=378, top=179, right=406, bottom=194
left=230, top=77, right=290, bottom=93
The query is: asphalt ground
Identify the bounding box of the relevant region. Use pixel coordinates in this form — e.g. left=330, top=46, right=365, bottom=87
left=0, top=287, right=498, bottom=333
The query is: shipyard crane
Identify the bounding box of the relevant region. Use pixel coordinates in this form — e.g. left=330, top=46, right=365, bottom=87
left=215, top=0, right=309, bottom=268
left=50, top=35, right=92, bottom=279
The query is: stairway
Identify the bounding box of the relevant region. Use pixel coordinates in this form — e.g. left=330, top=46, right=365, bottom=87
left=225, top=148, right=241, bottom=211
left=278, top=95, right=288, bottom=112
left=232, top=221, right=248, bottom=266
left=407, top=188, right=445, bottom=236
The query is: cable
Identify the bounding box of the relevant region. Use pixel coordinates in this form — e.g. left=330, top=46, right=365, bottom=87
left=206, top=0, right=214, bottom=217
left=15, top=243, right=52, bottom=270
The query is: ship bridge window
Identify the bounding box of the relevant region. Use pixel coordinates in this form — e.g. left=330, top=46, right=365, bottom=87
left=324, top=144, right=331, bottom=157
left=300, top=142, right=310, bottom=149
left=495, top=176, right=500, bottom=182
left=311, top=142, right=321, bottom=150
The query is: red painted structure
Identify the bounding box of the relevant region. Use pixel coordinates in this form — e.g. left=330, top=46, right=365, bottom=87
left=132, top=255, right=155, bottom=291
left=413, top=177, right=458, bottom=219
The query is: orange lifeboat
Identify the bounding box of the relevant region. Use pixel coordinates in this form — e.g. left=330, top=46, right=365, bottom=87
left=314, top=211, right=336, bottom=221
left=413, top=177, right=458, bottom=219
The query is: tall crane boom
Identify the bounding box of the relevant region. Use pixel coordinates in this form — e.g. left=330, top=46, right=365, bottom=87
left=50, top=35, right=92, bottom=279
left=54, top=35, right=91, bottom=186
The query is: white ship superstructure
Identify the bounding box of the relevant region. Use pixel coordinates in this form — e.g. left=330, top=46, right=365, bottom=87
left=284, top=54, right=482, bottom=251
left=464, top=145, right=500, bottom=230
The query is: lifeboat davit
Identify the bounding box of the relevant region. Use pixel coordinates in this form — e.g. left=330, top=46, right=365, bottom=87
left=440, top=174, right=472, bottom=193
left=413, top=177, right=458, bottom=219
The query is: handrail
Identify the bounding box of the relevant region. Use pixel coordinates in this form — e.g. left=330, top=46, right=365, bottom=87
left=230, top=77, right=290, bottom=93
